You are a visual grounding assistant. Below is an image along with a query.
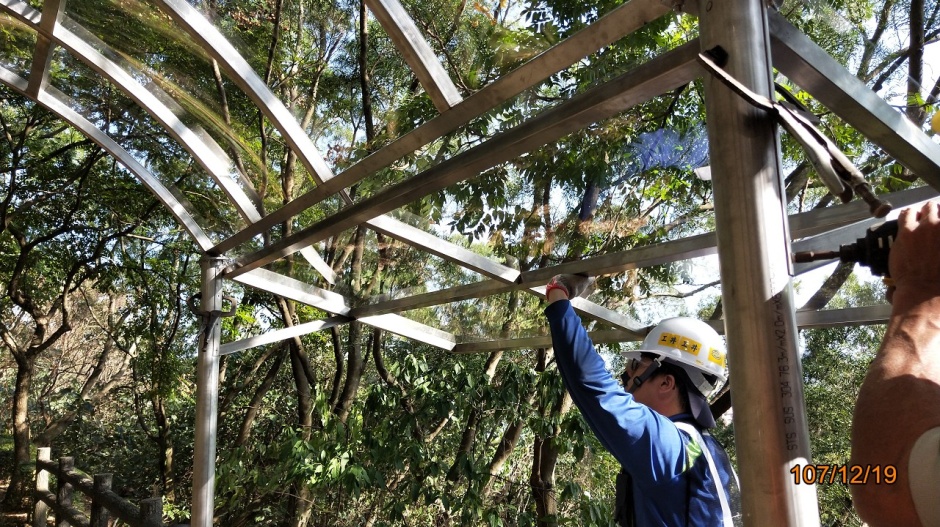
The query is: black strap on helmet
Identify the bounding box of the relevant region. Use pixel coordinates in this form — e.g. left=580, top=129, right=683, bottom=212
left=627, top=358, right=662, bottom=393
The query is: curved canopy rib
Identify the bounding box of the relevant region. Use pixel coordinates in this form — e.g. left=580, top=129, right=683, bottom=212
left=0, top=65, right=214, bottom=250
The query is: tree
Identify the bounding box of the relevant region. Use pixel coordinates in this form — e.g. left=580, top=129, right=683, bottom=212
left=0, top=94, right=176, bottom=507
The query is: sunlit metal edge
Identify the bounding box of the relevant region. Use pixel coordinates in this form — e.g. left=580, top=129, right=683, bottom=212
left=213, top=0, right=671, bottom=254
left=350, top=280, right=520, bottom=318
left=24, top=0, right=63, bottom=96
left=231, top=268, right=457, bottom=350
left=794, top=304, right=891, bottom=328
left=569, top=297, right=647, bottom=336
left=365, top=0, right=462, bottom=112
left=219, top=316, right=351, bottom=355
left=769, top=12, right=940, bottom=189
left=788, top=185, right=939, bottom=239
left=233, top=268, right=352, bottom=315
left=451, top=329, right=641, bottom=354
left=1, top=0, right=339, bottom=281
left=225, top=42, right=703, bottom=278
left=154, top=0, right=336, bottom=186
left=0, top=0, right=265, bottom=224
left=365, top=215, right=521, bottom=283
left=0, top=66, right=215, bottom=251
left=358, top=313, right=457, bottom=350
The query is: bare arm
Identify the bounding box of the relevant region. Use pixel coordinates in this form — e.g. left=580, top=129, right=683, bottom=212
left=850, top=200, right=940, bottom=527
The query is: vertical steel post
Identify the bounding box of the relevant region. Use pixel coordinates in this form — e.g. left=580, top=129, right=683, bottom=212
left=191, top=256, right=225, bottom=527
left=699, top=0, right=820, bottom=525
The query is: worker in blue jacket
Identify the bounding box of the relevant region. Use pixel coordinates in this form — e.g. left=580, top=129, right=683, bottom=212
left=544, top=274, right=742, bottom=526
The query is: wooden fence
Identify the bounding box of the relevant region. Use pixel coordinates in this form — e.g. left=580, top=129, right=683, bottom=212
left=33, top=447, right=165, bottom=527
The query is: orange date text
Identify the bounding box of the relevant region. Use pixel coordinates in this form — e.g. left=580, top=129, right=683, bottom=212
left=790, top=464, right=897, bottom=485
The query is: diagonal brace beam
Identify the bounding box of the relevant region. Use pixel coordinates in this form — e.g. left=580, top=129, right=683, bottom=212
left=232, top=269, right=456, bottom=350
left=769, top=12, right=940, bottom=190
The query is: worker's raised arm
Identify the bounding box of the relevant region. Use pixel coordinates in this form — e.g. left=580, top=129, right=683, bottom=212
left=850, top=200, right=940, bottom=527
left=543, top=290, right=687, bottom=484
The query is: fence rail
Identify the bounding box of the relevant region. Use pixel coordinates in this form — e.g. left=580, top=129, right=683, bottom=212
left=33, top=447, right=165, bottom=527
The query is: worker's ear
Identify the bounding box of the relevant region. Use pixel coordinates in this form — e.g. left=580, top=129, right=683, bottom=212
left=658, top=373, right=677, bottom=393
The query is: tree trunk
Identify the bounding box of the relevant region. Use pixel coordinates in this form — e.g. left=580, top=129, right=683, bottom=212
left=529, top=349, right=573, bottom=527
left=333, top=225, right=368, bottom=424
left=288, top=337, right=315, bottom=527
left=328, top=326, right=344, bottom=409
left=359, top=0, right=375, bottom=145
left=154, top=399, right=177, bottom=502
left=531, top=436, right=562, bottom=527
left=334, top=320, right=366, bottom=423
left=3, top=353, right=35, bottom=509
left=801, top=261, right=855, bottom=311
left=236, top=344, right=288, bottom=447
left=482, top=419, right=525, bottom=497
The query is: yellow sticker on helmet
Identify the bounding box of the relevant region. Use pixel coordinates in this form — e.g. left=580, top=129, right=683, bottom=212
left=657, top=332, right=703, bottom=357
left=708, top=347, right=725, bottom=367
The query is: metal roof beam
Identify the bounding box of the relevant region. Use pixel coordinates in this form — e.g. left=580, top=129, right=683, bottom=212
left=232, top=269, right=457, bottom=350
left=795, top=304, right=891, bottom=328
left=788, top=186, right=938, bottom=238
left=211, top=0, right=671, bottom=255
left=225, top=42, right=702, bottom=278
left=0, top=66, right=214, bottom=250
left=769, top=12, right=940, bottom=190
left=451, top=329, right=642, bottom=354
left=220, top=316, right=351, bottom=355
left=365, top=215, right=521, bottom=283
left=350, top=185, right=936, bottom=323
left=365, top=0, right=462, bottom=112
left=25, top=0, right=64, bottom=97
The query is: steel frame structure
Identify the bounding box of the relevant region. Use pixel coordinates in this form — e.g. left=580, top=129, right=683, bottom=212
left=3, top=0, right=940, bottom=524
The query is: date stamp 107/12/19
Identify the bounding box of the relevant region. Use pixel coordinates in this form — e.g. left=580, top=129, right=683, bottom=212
left=790, top=464, right=897, bottom=485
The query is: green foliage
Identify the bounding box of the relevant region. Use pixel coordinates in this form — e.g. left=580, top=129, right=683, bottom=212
left=2, top=0, right=933, bottom=524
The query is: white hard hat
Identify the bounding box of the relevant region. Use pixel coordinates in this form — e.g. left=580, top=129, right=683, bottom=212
left=621, top=316, right=728, bottom=398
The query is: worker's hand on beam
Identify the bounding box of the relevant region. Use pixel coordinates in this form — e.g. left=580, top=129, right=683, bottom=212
left=545, top=274, right=596, bottom=300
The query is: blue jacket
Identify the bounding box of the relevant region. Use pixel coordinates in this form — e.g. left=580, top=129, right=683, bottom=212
left=545, top=300, right=741, bottom=526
